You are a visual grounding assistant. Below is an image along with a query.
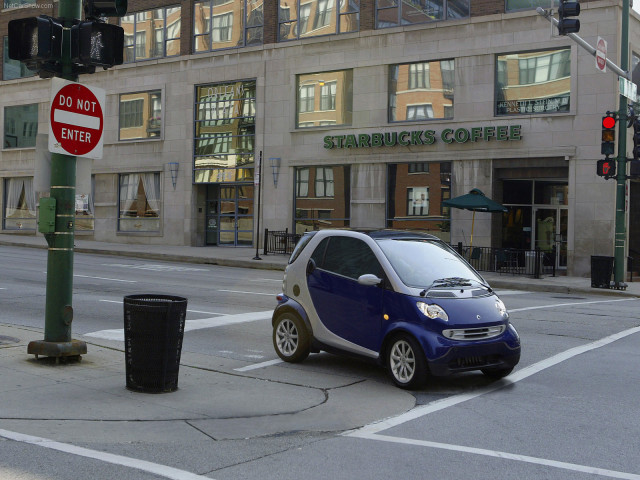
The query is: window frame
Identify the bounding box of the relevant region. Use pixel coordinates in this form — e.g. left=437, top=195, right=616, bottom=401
left=375, top=0, right=469, bottom=29
left=121, top=5, right=181, bottom=63
left=3, top=103, right=38, bottom=149
left=278, top=0, right=359, bottom=42
left=193, top=0, right=264, bottom=53
left=117, top=172, right=162, bottom=233
left=118, top=89, right=164, bottom=141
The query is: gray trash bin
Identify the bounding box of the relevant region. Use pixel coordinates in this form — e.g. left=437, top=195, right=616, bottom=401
left=124, top=294, right=187, bottom=393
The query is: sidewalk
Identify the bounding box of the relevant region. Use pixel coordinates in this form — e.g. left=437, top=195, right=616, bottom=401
left=1, top=232, right=639, bottom=297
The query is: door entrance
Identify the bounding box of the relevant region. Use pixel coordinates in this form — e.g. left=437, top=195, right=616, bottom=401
left=533, top=207, right=568, bottom=270
left=205, top=184, right=254, bottom=246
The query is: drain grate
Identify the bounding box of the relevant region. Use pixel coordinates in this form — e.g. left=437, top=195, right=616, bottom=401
left=0, top=335, right=20, bottom=345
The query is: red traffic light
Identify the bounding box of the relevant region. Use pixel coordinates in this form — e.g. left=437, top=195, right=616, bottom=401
left=602, top=115, right=616, bottom=129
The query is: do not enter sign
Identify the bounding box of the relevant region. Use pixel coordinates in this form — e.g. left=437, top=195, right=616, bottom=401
left=48, top=78, right=106, bottom=159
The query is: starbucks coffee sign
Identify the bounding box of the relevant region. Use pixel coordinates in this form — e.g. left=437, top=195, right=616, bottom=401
left=323, top=125, right=522, bottom=149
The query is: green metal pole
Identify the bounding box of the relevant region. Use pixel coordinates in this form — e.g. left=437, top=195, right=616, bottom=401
left=28, top=0, right=87, bottom=358
left=614, top=0, right=630, bottom=288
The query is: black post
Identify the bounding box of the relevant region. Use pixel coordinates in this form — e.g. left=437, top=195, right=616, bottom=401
left=534, top=248, right=541, bottom=279
left=551, top=245, right=556, bottom=277
left=253, top=151, right=262, bottom=260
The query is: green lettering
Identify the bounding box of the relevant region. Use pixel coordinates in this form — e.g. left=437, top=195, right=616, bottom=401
left=384, top=132, right=398, bottom=146
left=483, top=127, right=496, bottom=141
left=496, top=126, right=508, bottom=141
left=398, top=131, right=410, bottom=146
left=441, top=128, right=454, bottom=144
left=509, top=125, right=522, bottom=140
left=358, top=134, right=370, bottom=148
left=454, top=128, right=470, bottom=143
left=335, top=135, right=346, bottom=148
left=371, top=133, right=383, bottom=147
left=323, top=136, right=335, bottom=149
left=470, top=127, right=482, bottom=142
left=423, top=130, right=436, bottom=145
left=344, top=134, right=357, bottom=148
left=410, top=130, right=423, bottom=145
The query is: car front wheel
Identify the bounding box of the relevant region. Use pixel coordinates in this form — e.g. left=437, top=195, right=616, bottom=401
left=273, top=313, right=310, bottom=363
left=386, top=334, right=427, bottom=389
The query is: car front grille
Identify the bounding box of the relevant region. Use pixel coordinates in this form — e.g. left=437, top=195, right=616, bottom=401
left=442, top=325, right=506, bottom=341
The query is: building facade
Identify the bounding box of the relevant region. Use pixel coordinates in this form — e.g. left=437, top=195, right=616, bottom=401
left=1, top=0, right=639, bottom=276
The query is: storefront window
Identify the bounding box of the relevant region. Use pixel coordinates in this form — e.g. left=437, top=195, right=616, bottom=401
left=294, top=166, right=350, bottom=233
left=376, top=0, right=468, bottom=29
left=118, top=173, right=161, bottom=232
left=119, top=90, right=162, bottom=140
left=495, top=48, right=571, bottom=115
left=3, top=177, right=36, bottom=230
left=75, top=176, right=95, bottom=232
left=296, top=70, right=352, bottom=128
left=194, top=0, right=263, bottom=53
left=121, top=6, right=181, bottom=62
left=3, top=104, right=37, bottom=149
left=194, top=80, right=256, bottom=183
left=279, top=0, right=359, bottom=41
left=387, top=162, right=451, bottom=242
left=632, top=52, right=640, bottom=90
left=389, top=60, right=454, bottom=122
left=3, top=36, right=37, bottom=81
left=506, top=0, right=558, bottom=12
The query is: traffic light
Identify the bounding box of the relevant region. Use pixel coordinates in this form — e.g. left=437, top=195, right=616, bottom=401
left=597, top=159, right=616, bottom=177
left=71, top=21, right=124, bottom=69
left=8, top=16, right=63, bottom=71
left=84, top=0, right=127, bottom=18
left=633, top=117, right=640, bottom=162
left=557, top=0, right=580, bottom=35
left=601, top=114, right=616, bottom=157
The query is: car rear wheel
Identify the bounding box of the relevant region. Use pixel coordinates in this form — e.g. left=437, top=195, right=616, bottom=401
left=481, top=366, right=513, bottom=380
left=273, top=313, right=310, bottom=363
left=386, top=334, right=427, bottom=389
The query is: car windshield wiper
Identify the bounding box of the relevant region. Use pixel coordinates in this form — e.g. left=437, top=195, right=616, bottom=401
left=419, top=277, right=491, bottom=296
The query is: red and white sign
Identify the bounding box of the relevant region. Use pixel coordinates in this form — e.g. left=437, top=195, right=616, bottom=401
left=48, top=78, right=105, bottom=159
left=596, top=36, right=607, bottom=73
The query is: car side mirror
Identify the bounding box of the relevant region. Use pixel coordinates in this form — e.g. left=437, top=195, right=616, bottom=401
left=357, top=274, right=383, bottom=286
left=306, top=258, right=316, bottom=276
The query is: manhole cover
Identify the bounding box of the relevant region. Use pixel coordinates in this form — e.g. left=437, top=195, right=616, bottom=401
left=0, top=335, right=20, bottom=345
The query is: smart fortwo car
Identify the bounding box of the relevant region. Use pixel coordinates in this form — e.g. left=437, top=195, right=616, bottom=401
left=271, top=229, right=521, bottom=389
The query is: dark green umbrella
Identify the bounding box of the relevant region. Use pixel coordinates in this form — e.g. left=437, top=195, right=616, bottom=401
left=443, top=188, right=507, bottom=248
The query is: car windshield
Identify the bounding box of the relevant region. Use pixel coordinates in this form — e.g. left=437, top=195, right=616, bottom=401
left=376, top=238, right=484, bottom=289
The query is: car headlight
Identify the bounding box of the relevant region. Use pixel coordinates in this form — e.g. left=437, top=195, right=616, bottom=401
left=495, top=298, right=508, bottom=318
left=508, top=323, right=520, bottom=341
left=417, top=302, right=449, bottom=322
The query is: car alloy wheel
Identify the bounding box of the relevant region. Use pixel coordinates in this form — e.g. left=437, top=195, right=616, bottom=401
left=273, top=313, right=310, bottom=363
left=386, top=334, right=427, bottom=389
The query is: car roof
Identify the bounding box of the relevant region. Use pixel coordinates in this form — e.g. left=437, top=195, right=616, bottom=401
left=306, top=228, right=440, bottom=241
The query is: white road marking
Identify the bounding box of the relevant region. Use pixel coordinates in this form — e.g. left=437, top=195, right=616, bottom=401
left=510, top=298, right=637, bottom=313
left=74, top=274, right=137, bottom=283
left=104, top=263, right=208, bottom=272
left=218, top=289, right=276, bottom=296
left=249, top=278, right=283, bottom=282
left=84, top=310, right=273, bottom=341
left=349, top=433, right=640, bottom=480
left=98, top=299, right=226, bottom=315
left=234, top=359, right=283, bottom=372
left=493, top=290, right=528, bottom=296
left=0, top=429, right=212, bottom=480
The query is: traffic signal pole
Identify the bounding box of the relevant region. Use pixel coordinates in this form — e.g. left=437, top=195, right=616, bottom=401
left=27, top=0, right=87, bottom=359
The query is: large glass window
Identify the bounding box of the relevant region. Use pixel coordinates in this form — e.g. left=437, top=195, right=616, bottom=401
left=121, top=6, right=181, bottom=62
left=279, top=0, right=359, bottom=41
left=194, top=80, right=256, bottom=183
left=194, top=0, right=263, bottom=53
left=506, top=0, right=558, bottom=12
left=294, top=166, right=350, bottom=233
left=75, top=176, right=95, bottom=232
left=389, top=60, right=454, bottom=122
left=3, top=36, right=37, bottom=81
left=387, top=162, right=451, bottom=242
left=4, top=104, right=37, bottom=149
left=376, top=0, right=469, bottom=29
left=296, top=70, right=352, bottom=128
left=496, top=48, right=571, bottom=115
left=118, top=173, right=161, bottom=232
left=632, top=52, right=640, bottom=90
left=119, top=90, right=162, bottom=140
left=3, top=177, right=36, bottom=230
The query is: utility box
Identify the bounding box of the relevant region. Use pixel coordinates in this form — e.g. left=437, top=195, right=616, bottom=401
left=38, top=197, right=56, bottom=233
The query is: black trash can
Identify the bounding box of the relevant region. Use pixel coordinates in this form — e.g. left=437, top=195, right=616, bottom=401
left=591, top=256, right=614, bottom=289
left=123, top=294, right=187, bottom=393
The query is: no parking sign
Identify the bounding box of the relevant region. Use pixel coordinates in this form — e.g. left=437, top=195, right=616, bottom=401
left=48, top=78, right=105, bottom=159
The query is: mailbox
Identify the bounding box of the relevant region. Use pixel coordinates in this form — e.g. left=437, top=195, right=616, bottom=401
left=38, top=197, right=56, bottom=233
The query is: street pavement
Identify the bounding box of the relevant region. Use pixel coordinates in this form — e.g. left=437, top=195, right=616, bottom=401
left=1, top=232, right=638, bottom=479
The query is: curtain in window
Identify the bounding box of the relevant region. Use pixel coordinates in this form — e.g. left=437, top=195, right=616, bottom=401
left=5, top=177, right=35, bottom=217
left=141, top=173, right=161, bottom=214
left=119, top=174, right=140, bottom=215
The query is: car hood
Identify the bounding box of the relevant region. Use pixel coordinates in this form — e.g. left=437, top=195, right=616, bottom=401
left=414, top=292, right=507, bottom=328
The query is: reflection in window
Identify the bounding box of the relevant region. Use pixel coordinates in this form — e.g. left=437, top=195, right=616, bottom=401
left=633, top=52, right=640, bottom=90
left=194, top=0, right=263, bottom=52
left=121, top=6, right=181, bottom=62
left=75, top=176, right=95, bottom=232
left=3, top=36, right=37, bottom=80
left=294, top=166, right=350, bottom=233
left=118, top=173, right=161, bottom=232
left=387, top=162, right=451, bottom=242
left=496, top=48, right=571, bottom=115
left=119, top=90, right=162, bottom=140
left=297, top=70, right=352, bottom=128
left=376, top=0, right=469, bottom=28
left=279, top=0, right=359, bottom=41
left=4, top=104, right=37, bottom=149
left=389, top=60, right=454, bottom=122
left=3, top=177, right=36, bottom=230
left=194, top=80, right=256, bottom=183
left=506, top=0, right=558, bottom=12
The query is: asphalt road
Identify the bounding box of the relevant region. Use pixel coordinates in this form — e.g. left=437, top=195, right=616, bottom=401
left=1, top=246, right=640, bottom=480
